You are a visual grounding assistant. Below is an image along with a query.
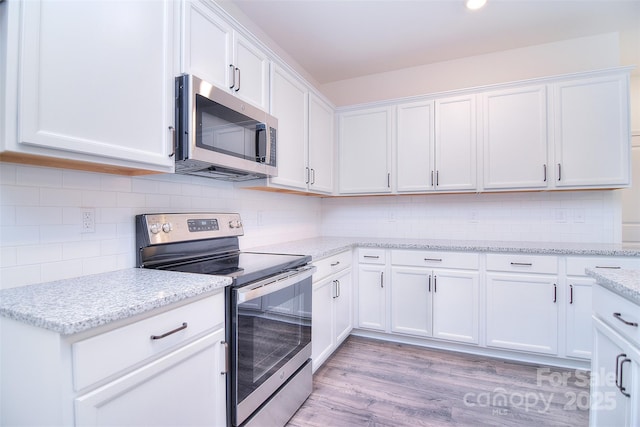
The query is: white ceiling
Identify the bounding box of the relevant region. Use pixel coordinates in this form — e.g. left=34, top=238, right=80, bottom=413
left=224, top=0, right=640, bottom=85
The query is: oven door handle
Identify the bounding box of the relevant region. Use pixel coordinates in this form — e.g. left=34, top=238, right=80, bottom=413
left=236, top=265, right=316, bottom=303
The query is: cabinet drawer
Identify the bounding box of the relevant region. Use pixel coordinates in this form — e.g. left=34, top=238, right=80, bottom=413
left=73, top=292, right=224, bottom=391
left=593, top=285, right=640, bottom=346
left=313, top=250, right=352, bottom=282
left=358, top=248, right=386, bottom=264
left=566, top=256, right=640, bottom=277
left=486, top=253, right=557, bottom=274
left=391, top=250, right=478, bottom=270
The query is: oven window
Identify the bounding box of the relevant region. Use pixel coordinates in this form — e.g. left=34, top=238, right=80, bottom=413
left=235, top=278, right=311, bottom=403
left=195, top=94, right=267, bottom=162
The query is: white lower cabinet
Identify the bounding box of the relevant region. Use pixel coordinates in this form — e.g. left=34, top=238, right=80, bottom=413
left=0, top=293, right=227, bottom=426
left=311, top=250, right=353, bottom=371
left=357, top=249, right=387, bottom=331
left=590, top=284, right=640, bottom=427
left=486, top=272, right=559, bottom=355
left=75, top=329, right=226, bottom=427
left=390, top=266, right=479, bottom=344
left=484, top=254, right=559, bottom=355
left=565, top=256, right=640, bottom=360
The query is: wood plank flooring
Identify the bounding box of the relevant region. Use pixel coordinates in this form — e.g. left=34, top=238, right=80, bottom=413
left=287, top=336, right=590, bottom=427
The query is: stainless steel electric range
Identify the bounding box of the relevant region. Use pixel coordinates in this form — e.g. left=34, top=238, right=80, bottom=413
left=136, top=213, right=314, bottom=427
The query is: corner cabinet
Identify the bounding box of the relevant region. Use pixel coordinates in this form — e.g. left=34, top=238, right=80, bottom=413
left=1, top=0, right=176, bottom=174
left=339, top=107, right=393, bottom=194
left=553, top=72, right=630, bottom=188
left=0, top=293, right=227, bottom=427
left=590, top=285, right=640, bottom=427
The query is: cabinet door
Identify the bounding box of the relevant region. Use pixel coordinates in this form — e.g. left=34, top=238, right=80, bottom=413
left=432, top=269, right=479, bottom=344
left=357, top=265, right=386, bottom=331
left=75, top=329, right=226, bottom=427
left=590, top=319, right=635, bottom=427
left=486, top=273, right=558, bottom=355
left=434, top=94, right=477, bottom=191
left=333, top=269, right=353, bottom=345
left=482, top=85, right=549, bottom=190
left=553, top=73, right=630, bottom=188
left=18, top=0, right=174, bottom=171
left=566, top=277, right=593, bottom=359
left=308, top=94, right=335, bottom=194
left=396, top=101, right=435, bottom=192
left=390, top=267, right=432, bottom=337
left=339, top=107, right=392, bottom=194
left=270, top=65, right=308, bottom=190
left=232, top=32, right=269, bottom=110
left=312, top=277, right=334, bottom=371
left=183, top=0, right=232, bottom=92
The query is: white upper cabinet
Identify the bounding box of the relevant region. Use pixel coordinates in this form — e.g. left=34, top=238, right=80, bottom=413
left=3, top=0, right=175, bottom=173
left=182, top=0, right=269, bottom=110
left=308, top=93, right=335, bottom=194
left=270, top=64, right=309, bottom=190
left=396, top=95, right=476, bottom=193
left=552, top=72, right=630, bottom=188
left=434, top=94, right=477, bottom=192
left=482, top=85, right=549, bottom=190
left=396, top=100, right=434, bottom=192
left=339, top=107, right=393, bottom=194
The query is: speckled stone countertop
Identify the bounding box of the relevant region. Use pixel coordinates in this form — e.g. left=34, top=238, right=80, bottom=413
left=247, top=236, right=640, bottom=260
left=586, top=268, right=640, bottom=305
left=0, top=269, right=231, bottom=335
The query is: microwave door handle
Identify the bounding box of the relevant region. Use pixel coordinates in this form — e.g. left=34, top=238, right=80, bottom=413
left=255, top=125, right=266, bottom=163
left=236, top=266, right=316, bottom=303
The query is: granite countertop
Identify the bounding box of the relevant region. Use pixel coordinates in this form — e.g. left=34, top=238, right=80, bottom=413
left=247, top=236, right=640, bottom=260
left=0, top=269, right=231, bottom=335
left=586, top=268, right=640, bottom=305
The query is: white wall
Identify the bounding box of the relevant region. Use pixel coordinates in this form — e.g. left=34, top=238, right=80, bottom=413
left=0, top=163, right=321, bottom=289
left=322, top=33, right=622, bottom=107
left=321, top=191, right=621, bottom=244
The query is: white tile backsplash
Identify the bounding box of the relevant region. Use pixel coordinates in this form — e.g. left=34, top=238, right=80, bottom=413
left=320, top=191, right=622, bottom=243
left=0, top=163, right=322, bottom=289
left=0, top=161, right=623, bottom=289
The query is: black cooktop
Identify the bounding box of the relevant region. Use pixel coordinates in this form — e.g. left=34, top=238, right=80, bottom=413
left=155, top=251, right=310, bottom=287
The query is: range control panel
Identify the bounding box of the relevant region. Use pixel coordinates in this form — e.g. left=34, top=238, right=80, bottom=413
left=137, top=213, right=244, bottom=245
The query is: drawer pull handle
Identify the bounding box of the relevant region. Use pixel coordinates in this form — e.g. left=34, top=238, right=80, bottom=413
left=510, top=262, right=532, bottom=266
left=364, top=255, right=380, bottom=259
left=613, top=312, right=638, bottom=327
left=595, top=266, right=621, bottom=269
left=150, top=322, right=188, bottom=340
left=330, top=261, right=341, bottom=267
left=424, top=258, right=442, bottom=262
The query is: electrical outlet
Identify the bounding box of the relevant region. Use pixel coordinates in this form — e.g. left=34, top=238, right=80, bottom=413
left=82, top=208, right=95, bottom=233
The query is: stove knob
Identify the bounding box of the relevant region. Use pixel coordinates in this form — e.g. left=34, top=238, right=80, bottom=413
left=149, top=223, right=161, bottom=234
left=229, top=220, right=242, bottom=229
left=162, top=223, right=172, bottom=233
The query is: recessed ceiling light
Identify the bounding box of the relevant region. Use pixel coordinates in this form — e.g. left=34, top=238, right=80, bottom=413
left=466, top=0, right=487, bottom=10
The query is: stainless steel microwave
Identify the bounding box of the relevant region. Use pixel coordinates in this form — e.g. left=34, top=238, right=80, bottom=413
left=174, top=74, right=278, bottom=181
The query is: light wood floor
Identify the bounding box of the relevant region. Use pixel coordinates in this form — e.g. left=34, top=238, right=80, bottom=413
left=287, top=336, right=590, bottom=427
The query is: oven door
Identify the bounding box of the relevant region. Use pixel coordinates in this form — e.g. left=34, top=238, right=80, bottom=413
left=231, top=266, right=315, bottom=426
